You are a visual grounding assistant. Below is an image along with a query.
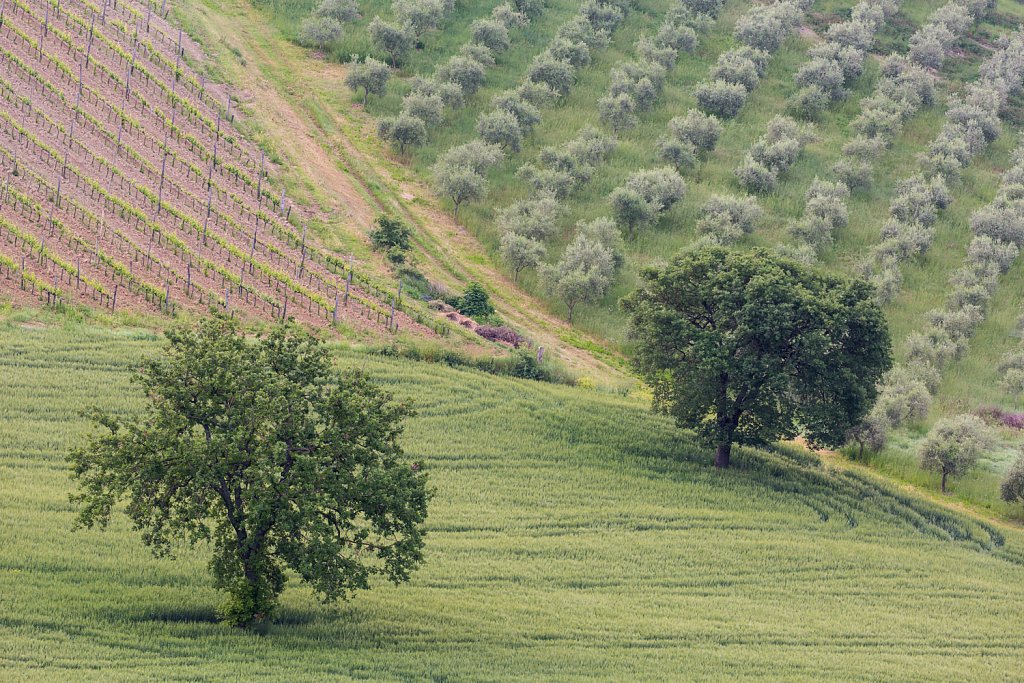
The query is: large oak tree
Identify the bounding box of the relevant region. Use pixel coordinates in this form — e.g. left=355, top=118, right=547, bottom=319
left=68, top=317, right=431, bottom=626
left=622, top=247, right=891, bottom=468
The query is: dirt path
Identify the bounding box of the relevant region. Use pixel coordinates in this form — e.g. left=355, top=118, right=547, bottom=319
left=181, top=0, right=629, bottom=384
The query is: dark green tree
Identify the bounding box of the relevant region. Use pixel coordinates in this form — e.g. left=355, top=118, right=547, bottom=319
left=68, top=317, right=431, bottom=627
left=455, top=281, right=495, bottom=318
left=369, top=214, right=412, bottom=253
left=622, top=247, right=891, bottom=468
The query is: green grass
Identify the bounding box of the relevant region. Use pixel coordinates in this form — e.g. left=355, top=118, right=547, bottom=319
left=2, top=318, right=1024, bottom=681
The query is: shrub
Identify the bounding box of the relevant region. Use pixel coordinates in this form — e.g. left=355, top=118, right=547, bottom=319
left=610, top=187, right=655, bottom=240
left=396, top=0, right=446, bottom=36
left=578, top=217, right=625, bottom=269
left=625, top=166, right=686, bottom=212
left=527, top=54, right=575, bottom=95
left=497, top=196, right=562, bottom=242
left=314, top=0, right=359, bottom=23
left=345, top=57, right=390, bottom=105
left=598, top=93, right=637, bottom=131
left=697, top=194, right=762, bottom=238
left=657, top=136, right=697, bottom=170
left=471, top=17, right=511, bottom=51
left=454, top=281, right=495, bottom=319
left=919, top=414, right=993, bottom=492
left=971, top=205, right=1024, bottom=246
left=609, top=61, right=666, bottom=111
left=437, top=55, right=487, bottom=96
left=492, top=92, right=542, bottom=131
left=412, top=77, right=464, bottom=107
left=369, top=214, right=411, bottom=253
left=999, top=351, right=1024, bottom=397
left=516, top=80, right=558, bottom=106
left=477, top=110, right=523, bottom=152
left=636, top=35, right=679, bottom=69
left=1001, top=453, right=1024, bottom=504
left=667, top=110, right=722, bottom=153
left=460, top=43, right=496, bottom=68
left=735, top=159, right=777, bottom=194
left=549, top=37, right=592, bottom=69
left=875, top=367, right=931, bottom=427
left=846, top=411, right=889, bottom=458
left=297, top=16, right=343, bottom=49
left=733, top=1, right=800, bottom=52
left=710, top=51, right=760, bottom=91
left=682, top=0, right=723, bottom=15
left=580, top=0, right=625, bottom=33
left=402, top=92, right=444, bottom=127
left=794, top=57, right=845, bottom=100
left=369, top=18, right=413, bottom=66
left=694, top=79, right=747, bottom=118
left=437, top=141, right=504, bottom=175
left=378, top=113, right=426, bottom=153
left=890, top=175, right=939, bottom=226
left=788, top=85, right=829, bottom=120
left=909, top=25, right=954, bottom=70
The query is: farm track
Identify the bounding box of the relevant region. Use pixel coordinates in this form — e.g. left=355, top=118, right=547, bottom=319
left=0, top=0, right=441, bottom=337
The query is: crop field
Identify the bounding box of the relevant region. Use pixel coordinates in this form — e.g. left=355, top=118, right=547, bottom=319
left=2, top=317, right=1024, bottom=681
left=0, top=0, right=446, bottom=336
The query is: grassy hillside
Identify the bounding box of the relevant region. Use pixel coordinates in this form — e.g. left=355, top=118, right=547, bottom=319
left=2, top=314, right=1023, bottom=681
left=257, top=0, right=1024, bottom=412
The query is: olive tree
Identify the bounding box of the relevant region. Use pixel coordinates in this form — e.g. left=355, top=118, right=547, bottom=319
left=477, top=110, right=523, bottom=152
left=622, top=247, right=892, bottom=468
left=378, top=113, right=427, bottom=153
left=919, top=414, right=993, bottom=493
left=346, top=57, right=390, bottom=104
left=540, top=233, right=615, bottom=322
left=297, top=16, right=343, bottom=49
left=68, top=317, right=430, bottom=627
left=500, top=231, right=545, bottom=282
left=369, top=17, right=413, bottom=66
left=1001, top=453, right=1024, bottom=505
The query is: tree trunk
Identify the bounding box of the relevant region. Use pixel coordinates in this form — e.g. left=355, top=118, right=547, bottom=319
left=941, top=470, right=948, bottom=493
left=715, top=442, right=732, bottom=469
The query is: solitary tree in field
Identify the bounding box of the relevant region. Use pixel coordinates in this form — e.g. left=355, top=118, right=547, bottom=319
left=622, top=247, right=892, bottom=468
left=919, top=414, right=992, bottom=493
left=68, top=317, right=431, bottom=627
left=346, top=57, right=391, bottom=105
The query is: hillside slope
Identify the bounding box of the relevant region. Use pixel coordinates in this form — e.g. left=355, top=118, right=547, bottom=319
left=1, top=317, right=1022, bottom=681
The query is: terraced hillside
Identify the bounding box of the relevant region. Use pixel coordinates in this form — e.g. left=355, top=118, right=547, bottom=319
left=2, top=317, right=1023, bottom=680
left=0, top=0, right=447, bottom=336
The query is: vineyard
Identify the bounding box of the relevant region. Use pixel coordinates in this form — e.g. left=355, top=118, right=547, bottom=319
left=0, top=0, right=448, bottom=336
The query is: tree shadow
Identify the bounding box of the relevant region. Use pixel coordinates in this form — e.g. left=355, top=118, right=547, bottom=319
left=139, top=605, right=220, bottom=624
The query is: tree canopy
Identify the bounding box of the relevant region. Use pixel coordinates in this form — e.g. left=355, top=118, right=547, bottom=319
left=622, top=246, right=892, bottom=468
left=68, top=317, right=431, bottom=627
